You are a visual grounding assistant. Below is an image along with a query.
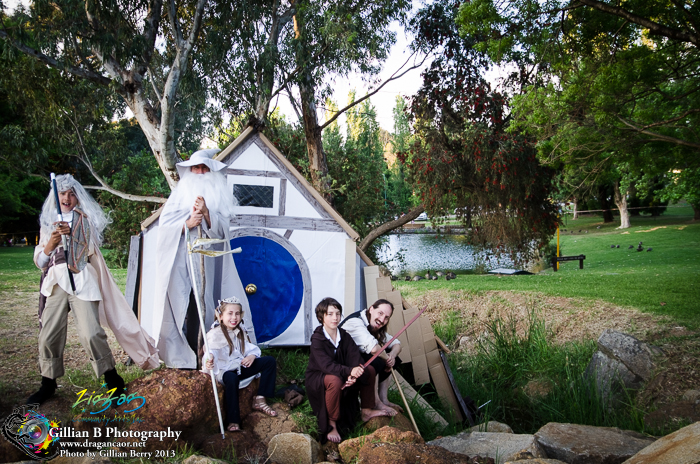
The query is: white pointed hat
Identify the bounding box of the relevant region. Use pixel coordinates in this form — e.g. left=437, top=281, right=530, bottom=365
left=176, top=148, right=226, bottom=177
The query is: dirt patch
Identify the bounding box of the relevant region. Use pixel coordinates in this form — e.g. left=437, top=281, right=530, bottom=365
left=406, top=290, right=668, bottom=345
left=0, top=290, right=128, bottom=421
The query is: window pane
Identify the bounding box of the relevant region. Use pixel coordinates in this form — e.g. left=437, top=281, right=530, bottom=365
left=234, top=184, right=274, bottom=208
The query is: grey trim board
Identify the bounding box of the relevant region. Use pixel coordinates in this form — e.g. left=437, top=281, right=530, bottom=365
left=230, top=215, right=344, bottom=232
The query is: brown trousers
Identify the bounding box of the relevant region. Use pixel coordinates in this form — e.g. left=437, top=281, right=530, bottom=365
left=324, top=365, right=377, bottom=421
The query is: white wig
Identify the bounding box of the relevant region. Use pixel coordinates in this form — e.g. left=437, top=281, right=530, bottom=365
left=39, top=174, right=111, bottom=247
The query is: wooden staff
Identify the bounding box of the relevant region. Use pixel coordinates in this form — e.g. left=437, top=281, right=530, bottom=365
left=391, top=369, right=420, bottom=436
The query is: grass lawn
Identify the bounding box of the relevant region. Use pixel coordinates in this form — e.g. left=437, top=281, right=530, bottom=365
left=396, top=207, right=700, bottom=329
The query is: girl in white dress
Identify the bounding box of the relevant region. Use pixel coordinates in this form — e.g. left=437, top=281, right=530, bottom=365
left=204, top=297, right=277, bottom=432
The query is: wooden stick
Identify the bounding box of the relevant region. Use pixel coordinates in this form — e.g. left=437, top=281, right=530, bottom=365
left=362, top=305, right=427, bottom=369
left=343, top=305, right=428, bottom=390
left=392, top=369, right=420, bottom=436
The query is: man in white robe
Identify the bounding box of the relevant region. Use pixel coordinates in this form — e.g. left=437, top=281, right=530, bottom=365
left=150, top=149, right=251, bottom=368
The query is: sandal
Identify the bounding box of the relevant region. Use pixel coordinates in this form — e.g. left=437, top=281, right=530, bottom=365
left=252, top=395, right=278, bottom=417
left=227, top=423, right=241, bottom=433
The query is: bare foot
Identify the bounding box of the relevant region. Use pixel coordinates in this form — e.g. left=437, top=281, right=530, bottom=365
left=361, top=407, right=390, bottom=422
left=378, top=403, right=398, bottom=416
left=383, top=400, right=404, bottom=413
left=327, top=426, right=341, bottom=443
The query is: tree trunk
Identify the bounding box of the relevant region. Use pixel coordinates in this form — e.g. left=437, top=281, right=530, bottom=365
left=613, top=180, right=631, bottom=229
left=693, top=203, right=700, bottom=220
left=572, top=197, right=579, bottom=220
left=359, top=205, right=425, bottom=252
left=293, top=3, right=332, bottom=202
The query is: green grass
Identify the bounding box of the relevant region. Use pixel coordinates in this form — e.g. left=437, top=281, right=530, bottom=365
left=396, top=220, right=700, bottom=329
left=0, top=246, right=129, bottom=293
left=448, top=308, right=657, bottom=435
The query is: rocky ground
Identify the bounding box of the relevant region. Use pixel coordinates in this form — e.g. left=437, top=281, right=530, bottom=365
left=1, top=288, right=699, bottom=462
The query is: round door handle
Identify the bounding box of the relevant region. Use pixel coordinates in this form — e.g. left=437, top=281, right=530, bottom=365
left=245, top=284, right=257, bottom=295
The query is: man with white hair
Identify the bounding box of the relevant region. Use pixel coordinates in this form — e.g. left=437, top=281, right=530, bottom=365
left=28, top=174, right=159, bottom=405
left=151, top=149, right=250, bottom=369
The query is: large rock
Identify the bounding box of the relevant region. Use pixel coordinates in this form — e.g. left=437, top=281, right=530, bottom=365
left=623, top=421, right=700, bottom=464
left=267, top=433, right=322, bottom=464
left=534, top=422, right=656, bottom=464
left=428, top=431, right=546, bottom=464
left=339, top=426, right=423, bottom=463
left=358, top=442, right=495, bottom=464
left=362, top=412, right=415, bottom=433
left=181, top=456, right=228, bottom=464
left=585, top=331, right=664, bottom=402
left=469, top=421, right=514, bottom=434
left=504, top=460, right=567, bottom=464
left=114, top=370, right=281, bottom=455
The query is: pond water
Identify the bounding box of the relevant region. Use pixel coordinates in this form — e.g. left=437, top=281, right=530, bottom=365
left=376, top=233, right=515, bottom=275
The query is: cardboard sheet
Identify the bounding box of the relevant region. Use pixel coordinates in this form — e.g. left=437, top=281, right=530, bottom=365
left=427, top=348, right=463, bottom=423
left=404, top=306, right=430, bottom=384
left=363, top=266, right=380, bottom=307
left=380, top=289, right=411, bottom=363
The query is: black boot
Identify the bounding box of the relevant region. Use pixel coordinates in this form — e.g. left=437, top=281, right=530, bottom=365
left=103, top=368, right=125, bottom=400
left=26, top=377, right=57, bottom=405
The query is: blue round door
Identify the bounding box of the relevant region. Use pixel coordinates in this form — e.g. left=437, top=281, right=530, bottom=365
left=230, top=235, right=304, bottom=343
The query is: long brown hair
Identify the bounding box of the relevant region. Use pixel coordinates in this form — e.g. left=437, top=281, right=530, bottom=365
left=366, top=299, right=394, bottom=344
left=218, top=302, right=246, bottom=356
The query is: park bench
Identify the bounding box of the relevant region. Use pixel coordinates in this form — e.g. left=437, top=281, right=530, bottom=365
left=552, top=254, right=586, bottom=271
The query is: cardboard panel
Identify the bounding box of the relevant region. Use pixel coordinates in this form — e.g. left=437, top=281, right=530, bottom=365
left=421, top=316, right=438, bottom=355
left=380, top=289, right=411, bottom=363
left=376, top=276, right=393, bottom=293
left=427, top=348, right=464, bottom=423
left=363, top=266, right=380, bottom=308
left=404, top=306, right=429, bottom=384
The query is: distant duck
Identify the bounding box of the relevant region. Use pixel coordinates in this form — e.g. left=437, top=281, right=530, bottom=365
left=445, top=274, right=452, bottom=281
left=639, top=241, right=643, bottom=246
left=390, top=275, right=398, bottom=281
left=431, top=275, right=438, bottom=280
left=637, top=245, right=644, bottom=252
left=446, top=272, right=457, bottom=280
left=405, top=276, right=411, bottom=281
left=436, top=271, right=445, bottom=277
left=425, top=272, right=432, bottom=280
left=647, top=247, right=653, bottom=252
left=585, top=230, right=588, bottom=233
left=597, top=225, right=601, bottom=229
left=578, top=230, right=581, bottom=233
left=628, top=245, right=634, bottom=249
left=412, top=275, right=424, bottom=281
left=616, top=245, right=620, bottom=248
left=610, top=245, right=616, bottom=248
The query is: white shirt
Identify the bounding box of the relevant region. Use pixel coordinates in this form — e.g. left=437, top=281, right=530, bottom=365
left=323, top=326, right=341, bottom=350
left=206, top=326, right=261, bottom=386
left=341, top=310, right=400, bottom=355
left=34, top=211, right=102, bottom=302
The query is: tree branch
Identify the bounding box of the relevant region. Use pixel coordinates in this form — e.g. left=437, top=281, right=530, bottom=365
left=0, top=30, right=112, bottom=86
left=617, top=115, right=700, bottom=149
left=320, top=51, right=429, bottom=130
left=63, top=109, right=167, bottom=204
left=359, top=205, right=425, bottom=252
left=577, top=0, right=699, bottom=45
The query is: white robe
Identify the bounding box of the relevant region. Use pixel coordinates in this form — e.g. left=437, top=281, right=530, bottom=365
left=150, top=202, right=252, bottom=368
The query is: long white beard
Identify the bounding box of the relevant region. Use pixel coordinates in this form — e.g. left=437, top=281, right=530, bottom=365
left=166, top=170, right=237, bottom=219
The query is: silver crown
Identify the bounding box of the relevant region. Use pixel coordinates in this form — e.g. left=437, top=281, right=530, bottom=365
left=219, top=296, right=241, bottom=305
